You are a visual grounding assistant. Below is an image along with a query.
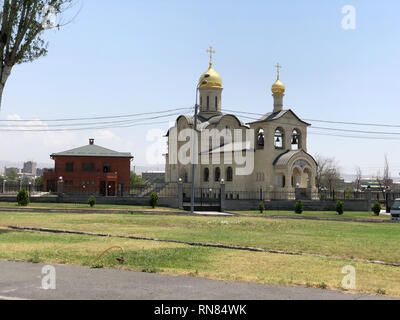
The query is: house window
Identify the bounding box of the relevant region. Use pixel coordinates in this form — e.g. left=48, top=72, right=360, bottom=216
left=103, top=164, right=111, bottom=173
left=66, top=163, right=74, bottom=172
left=82, top=163, right=95, bottom=172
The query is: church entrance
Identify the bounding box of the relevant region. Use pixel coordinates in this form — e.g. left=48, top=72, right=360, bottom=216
left=292, top=166, right=312, bottom=200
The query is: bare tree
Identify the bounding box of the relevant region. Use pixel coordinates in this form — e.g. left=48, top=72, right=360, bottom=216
left=315, top=155, right=342, bottom=193
left=354, top=166, right=362, bottom=192
left=0, top=0, right=78, bottom=109
left=315, top=154, right=329, bottom=191
left=376, top=155, right=392, bottom=198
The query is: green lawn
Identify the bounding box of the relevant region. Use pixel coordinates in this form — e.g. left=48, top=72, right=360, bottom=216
left=0, top=211, right=399, bottom=264
left=1, top=229, right=399, bottom=297
left=0, top=202, right=182, bottom=212
left=232, top=210, right=390, bottom=220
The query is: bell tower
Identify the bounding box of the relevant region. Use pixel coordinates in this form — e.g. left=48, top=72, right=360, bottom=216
left=198, top=46, right=223, bottom=119
left=271, top=63, right=286, bottom=113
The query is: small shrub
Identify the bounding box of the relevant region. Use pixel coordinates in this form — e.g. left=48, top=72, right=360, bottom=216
left=376, top=288, right=386, bottom=295
left=87, top=195, right=96, bottom=207
left=372, top=201, right=381, bottom=216
left=17, top=189, right=30, bottom=206
left=294, top=200, right=303, bottom=214
left=27, top=251, right=40, bottom=263
left=336, top=201, right=344, bottom=215
left=317, top=282, right=327, bottom=289
left=149, top=192, right=159, bottom=208
left=258, top=202, right=265, bottom=214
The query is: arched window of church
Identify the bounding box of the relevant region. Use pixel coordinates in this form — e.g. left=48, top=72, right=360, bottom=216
left=214, top=167, right=221, bottom=182
left=204, top=168, right=209, bottom=182
left=291, top=129, right=301, bottom=150
left=274, top=128, right=284, bottom=149
left=215, top=96, right=218, bottom=110
left=184, top=171, right=188, bottom=183
left=200, top=96, right=203, bottom=107
left=226, top=167, right=233, bottom=182
left=256, top=129, right=264, bottom=150
left=207, top=96, right=210, bottom=110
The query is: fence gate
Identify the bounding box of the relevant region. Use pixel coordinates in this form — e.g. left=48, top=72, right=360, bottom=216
left=183, top=187, right=221, bottom=211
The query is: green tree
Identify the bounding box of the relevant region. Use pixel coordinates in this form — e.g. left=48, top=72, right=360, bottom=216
left=17, top=188, right=29, bottom=206
left=372, top=201, right=381, bottom=216
left=87, top=195, right=96, bottom=208
left=5, top=168, right=18, bottom=181
left=336, top=201, right=344, bottom=215
left=34, top=176, right=43, bottom=185
left=0, top=0, right=76, bottom=108
left=295, top=200, right=303, bottom=214
left=130, top=172, right=145, bottom=185
left=149, top=192, right=158, bottom=208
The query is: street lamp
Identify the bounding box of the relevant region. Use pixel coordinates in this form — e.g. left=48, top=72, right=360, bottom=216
left=190, top=75, right=209, bottom=214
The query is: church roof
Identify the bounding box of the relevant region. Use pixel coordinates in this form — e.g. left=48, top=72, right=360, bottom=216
left=166, top=113, right=248, bottom=136
left=200, top=140, right=254, bottom=155
left=273, top=149, right=317, bottom=167
left=248, top=109, right=310, bottom=126
left=51, top=143, right=133, bottom=158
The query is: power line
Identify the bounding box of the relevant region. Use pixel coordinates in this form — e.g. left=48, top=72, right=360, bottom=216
left=222, top=108, right=400, bottom=128
left=222, top=109, right=400, bottom=136
left=0, top=113, right=183, bottom=132
left=0, top=111, right=188, bottom=128
left=0, top=107, right=193, bottom=122
left=309, top=132, right=400, bottom=141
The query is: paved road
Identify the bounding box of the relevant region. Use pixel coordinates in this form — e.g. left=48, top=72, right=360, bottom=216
left=0, top=260, right=392, bottom=300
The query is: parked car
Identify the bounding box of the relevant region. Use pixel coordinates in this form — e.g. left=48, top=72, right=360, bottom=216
left=390, top=198, right=400, bottom=221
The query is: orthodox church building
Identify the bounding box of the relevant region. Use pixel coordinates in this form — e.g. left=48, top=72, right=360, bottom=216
left=165, top=49, right=318, bottom=200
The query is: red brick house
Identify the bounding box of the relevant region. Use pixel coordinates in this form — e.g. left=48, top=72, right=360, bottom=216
left=43, top=139, right=133, bottom=196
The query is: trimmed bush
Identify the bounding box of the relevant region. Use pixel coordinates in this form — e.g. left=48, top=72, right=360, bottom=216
left=294, top=200, right=303, bottom=214
left=87, top=195, right=96, bottom=208
left=336, top=201, right=344, bottom=215
left=372, top=201, right=381, bottom=216
left=258, top=202, right=265, bottom=214
left=17, top=189, right=30, bottom=206
left=149, top=192, right=159, bottom=208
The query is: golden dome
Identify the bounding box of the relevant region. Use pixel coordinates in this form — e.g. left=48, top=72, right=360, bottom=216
left=271, top=79, right=285, bottom=94
left=199, top=64, right=223, bottom=88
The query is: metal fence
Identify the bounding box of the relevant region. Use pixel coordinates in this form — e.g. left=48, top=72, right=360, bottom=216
left=0, top=181, right=44, bottom=195
left=130, top=183, right=178, bottom=198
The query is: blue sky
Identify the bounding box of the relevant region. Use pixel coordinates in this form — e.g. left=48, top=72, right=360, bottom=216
left=1, top=0, right=400, bottom=176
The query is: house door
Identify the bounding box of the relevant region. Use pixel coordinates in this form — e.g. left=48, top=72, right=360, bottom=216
left=100, top=181, right=106, bottom=196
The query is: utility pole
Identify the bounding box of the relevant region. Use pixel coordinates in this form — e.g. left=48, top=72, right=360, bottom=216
left=190, top=76, right=209, bottom=213
left=190, top=104, right=199, bottom=214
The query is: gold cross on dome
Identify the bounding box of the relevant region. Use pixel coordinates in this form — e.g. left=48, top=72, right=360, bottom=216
left=206, top=46, right=216, bottom=66
left=275, top=63, right=282, bottom=79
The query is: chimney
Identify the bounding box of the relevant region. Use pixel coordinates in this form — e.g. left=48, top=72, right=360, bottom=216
left=89, top=139, right=94, bottom=145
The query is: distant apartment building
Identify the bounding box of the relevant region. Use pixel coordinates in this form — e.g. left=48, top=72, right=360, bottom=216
left=22, top=161, right=37, bottom=176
